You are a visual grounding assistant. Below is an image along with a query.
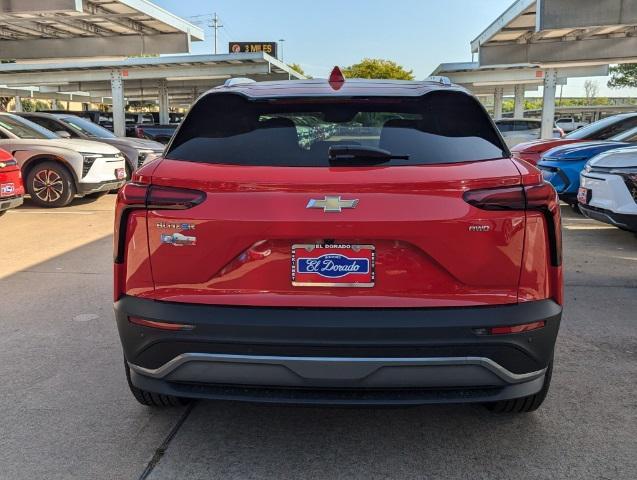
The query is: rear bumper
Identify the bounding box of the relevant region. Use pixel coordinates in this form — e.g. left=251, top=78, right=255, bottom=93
left=0, top=195, right=23, bottom=212
left=580, top=204, right=637, bottom=232
left=115, top=296, right=562, bottom=405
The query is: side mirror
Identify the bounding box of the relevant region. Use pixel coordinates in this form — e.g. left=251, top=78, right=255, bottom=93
left=55, top=131, right=72, bottom=139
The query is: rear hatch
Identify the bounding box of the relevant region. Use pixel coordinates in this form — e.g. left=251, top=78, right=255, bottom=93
left=143, top=90, right=524, bottom=308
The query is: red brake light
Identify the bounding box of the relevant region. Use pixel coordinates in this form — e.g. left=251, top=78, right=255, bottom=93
left=135, top=126, right=145, bottom=138
left=329, top=66, right=345, bottom=90
left=463, top=182, right=562, bottom=266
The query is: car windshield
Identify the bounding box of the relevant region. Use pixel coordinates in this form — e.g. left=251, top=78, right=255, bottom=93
left=167, top=92, right=507, bottom=167
left=566, top=115, right=637, bottom=140
left=61, top=116, right=116, bottom=139
left=0, top=115, right=57, bottom=140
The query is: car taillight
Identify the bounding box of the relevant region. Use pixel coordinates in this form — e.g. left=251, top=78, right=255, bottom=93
left=114, top=182, right=205, bottom=264
left=463, top=182, right=562, bottom=266
left=135, top=126, right=145, bottom=138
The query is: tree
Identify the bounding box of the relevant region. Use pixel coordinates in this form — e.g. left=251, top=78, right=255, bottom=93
left=608, top=64, right=637, bottom=89
left=288, top=63, right=306, bottom=77
left=343, top=58, right=415, bottom=81
left=584, top=80, right=599, bottom=103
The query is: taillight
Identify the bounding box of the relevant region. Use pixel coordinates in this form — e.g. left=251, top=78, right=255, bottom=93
left=114, top=182, right=205, bottom=264
left=135, top=126, right=145, bottom=138
left=464, top=182, right=562, bottom=266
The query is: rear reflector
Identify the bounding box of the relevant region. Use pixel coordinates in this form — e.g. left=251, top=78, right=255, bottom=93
left=474, top=321, right=546, bottom=336
left=490, top=321, right=546, bottom=335
left=128, top=316, right=195, bottom=331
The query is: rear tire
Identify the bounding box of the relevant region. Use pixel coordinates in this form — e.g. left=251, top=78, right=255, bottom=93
left=569, top=203, right=582, bottom=214
left=484, top=360, right=553, bottom=414
left=26, top=161, right=75, bottom=208
left=124, top=361, right=189, bottom=407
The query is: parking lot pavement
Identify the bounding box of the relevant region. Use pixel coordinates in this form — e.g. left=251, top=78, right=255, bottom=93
left=1, top=198, right=636, bottom=480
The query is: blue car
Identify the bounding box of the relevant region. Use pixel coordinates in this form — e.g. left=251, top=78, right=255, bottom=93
left=538, top=126, right=637, bottom=207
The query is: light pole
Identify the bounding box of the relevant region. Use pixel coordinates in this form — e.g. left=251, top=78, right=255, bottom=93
left=278, top=38, right=285, bottom=61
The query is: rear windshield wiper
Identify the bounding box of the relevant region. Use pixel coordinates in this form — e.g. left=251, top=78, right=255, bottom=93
left=328, top=145, right=409, bottom=164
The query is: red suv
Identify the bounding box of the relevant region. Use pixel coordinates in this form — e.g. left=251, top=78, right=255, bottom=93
left=0, top=148, right=24, bottom=217
left=114, top=72, right=563, bottom=413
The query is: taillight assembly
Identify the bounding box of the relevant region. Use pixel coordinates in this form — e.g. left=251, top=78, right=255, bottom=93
left=114, top=182, right=205, bottom=263
left=463, top=182, right=562, bottom=266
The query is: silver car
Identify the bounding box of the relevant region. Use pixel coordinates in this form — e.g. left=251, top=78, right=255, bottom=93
left=0, top=113, right=126, bottom=207
left=17, top=113, right=164, bottom=178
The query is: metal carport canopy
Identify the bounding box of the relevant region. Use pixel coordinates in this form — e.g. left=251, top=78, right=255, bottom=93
left=0, top=53, right=306, bottom=135
left=471, top=0, right=637, bottom=138
left=0, top=0, right=204, bottom=58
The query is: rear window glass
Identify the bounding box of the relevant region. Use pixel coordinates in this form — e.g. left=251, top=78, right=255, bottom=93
left=166, top=91, right=506, bottom=166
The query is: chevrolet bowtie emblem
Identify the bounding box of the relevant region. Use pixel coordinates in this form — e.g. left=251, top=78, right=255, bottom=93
left=306, top=196, right=359, bottom=213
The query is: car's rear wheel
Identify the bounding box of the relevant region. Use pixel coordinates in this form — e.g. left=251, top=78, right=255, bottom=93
left=569, top=203, right=582, bottom=214
left=124, top=361, right=189, bottom=407
left=484, top=360, right=553, bottom=413
left=26, top=161, right=75, bottom=208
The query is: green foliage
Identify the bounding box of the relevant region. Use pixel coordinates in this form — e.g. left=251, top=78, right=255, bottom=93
left=343, top=58, right=415, bottom=81
left=21, top=99, right=51, bottom=112
left=608, top=64, right=637, bottom=89
left=288, top=63, right=306, bottom=77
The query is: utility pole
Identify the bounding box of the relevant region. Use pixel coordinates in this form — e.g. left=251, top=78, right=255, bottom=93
left=211, top=13, right=223, bottom=54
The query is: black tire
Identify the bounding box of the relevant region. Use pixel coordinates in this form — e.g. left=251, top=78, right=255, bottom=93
left=124, top=360, right=189, bottom=407
left=569, top=203, right=582, bottom=214
left=85, top=191, right=109, bottom=200
left=0, top=210, right=6, bottom=218
left=484, top=361, right=553, bottom=414
left=26, top=161, right=75, bottom=208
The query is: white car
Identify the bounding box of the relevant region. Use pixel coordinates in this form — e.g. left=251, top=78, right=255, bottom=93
left=556, top=117, right=588, bottom=133
left=495, top=119, right=563, bottom=148
left=579, top=146, right=637, bottom=232
left=0, top=113, right=126, bottom=207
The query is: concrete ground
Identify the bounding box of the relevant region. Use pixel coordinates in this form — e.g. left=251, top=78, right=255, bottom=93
left=0, top=196, right=635, bottom=480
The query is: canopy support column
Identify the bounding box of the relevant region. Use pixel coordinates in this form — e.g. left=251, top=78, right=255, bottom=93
left=514, top=84, right=525, bottom=118
left=493, top=87, right=504, bottom=120
left=158, top=79, right=169, bottom=125
left=541, top=69, right=558, bottom=139
left=111, top=70, right=126, bottom=138
left=13, top=96, right=23, bottom=112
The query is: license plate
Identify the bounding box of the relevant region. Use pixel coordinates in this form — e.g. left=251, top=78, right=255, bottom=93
left=0, top=183, right=15, bottom=197
left=577, top=187, right=590, bottom=205
left=115, top=168, right=126, bottom=180
left=291, top=244, right=375, bottom=288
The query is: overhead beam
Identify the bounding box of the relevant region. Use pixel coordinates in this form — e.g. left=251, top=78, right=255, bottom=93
left=479, top=36, right=637, bottom=66
left=0, top=63, right=271, bottom=86
left=0, top=0, right=82, bottom=13
left=538, top=0, right=637, bottom=30
left=0, top=32, right=191, bottom=59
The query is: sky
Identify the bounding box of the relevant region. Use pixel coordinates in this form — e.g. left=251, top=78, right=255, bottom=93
left=153, top=0, right=637, bottom=98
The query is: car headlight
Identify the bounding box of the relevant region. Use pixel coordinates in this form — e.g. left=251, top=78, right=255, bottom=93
left=80, top=153, right=103, bottom=177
